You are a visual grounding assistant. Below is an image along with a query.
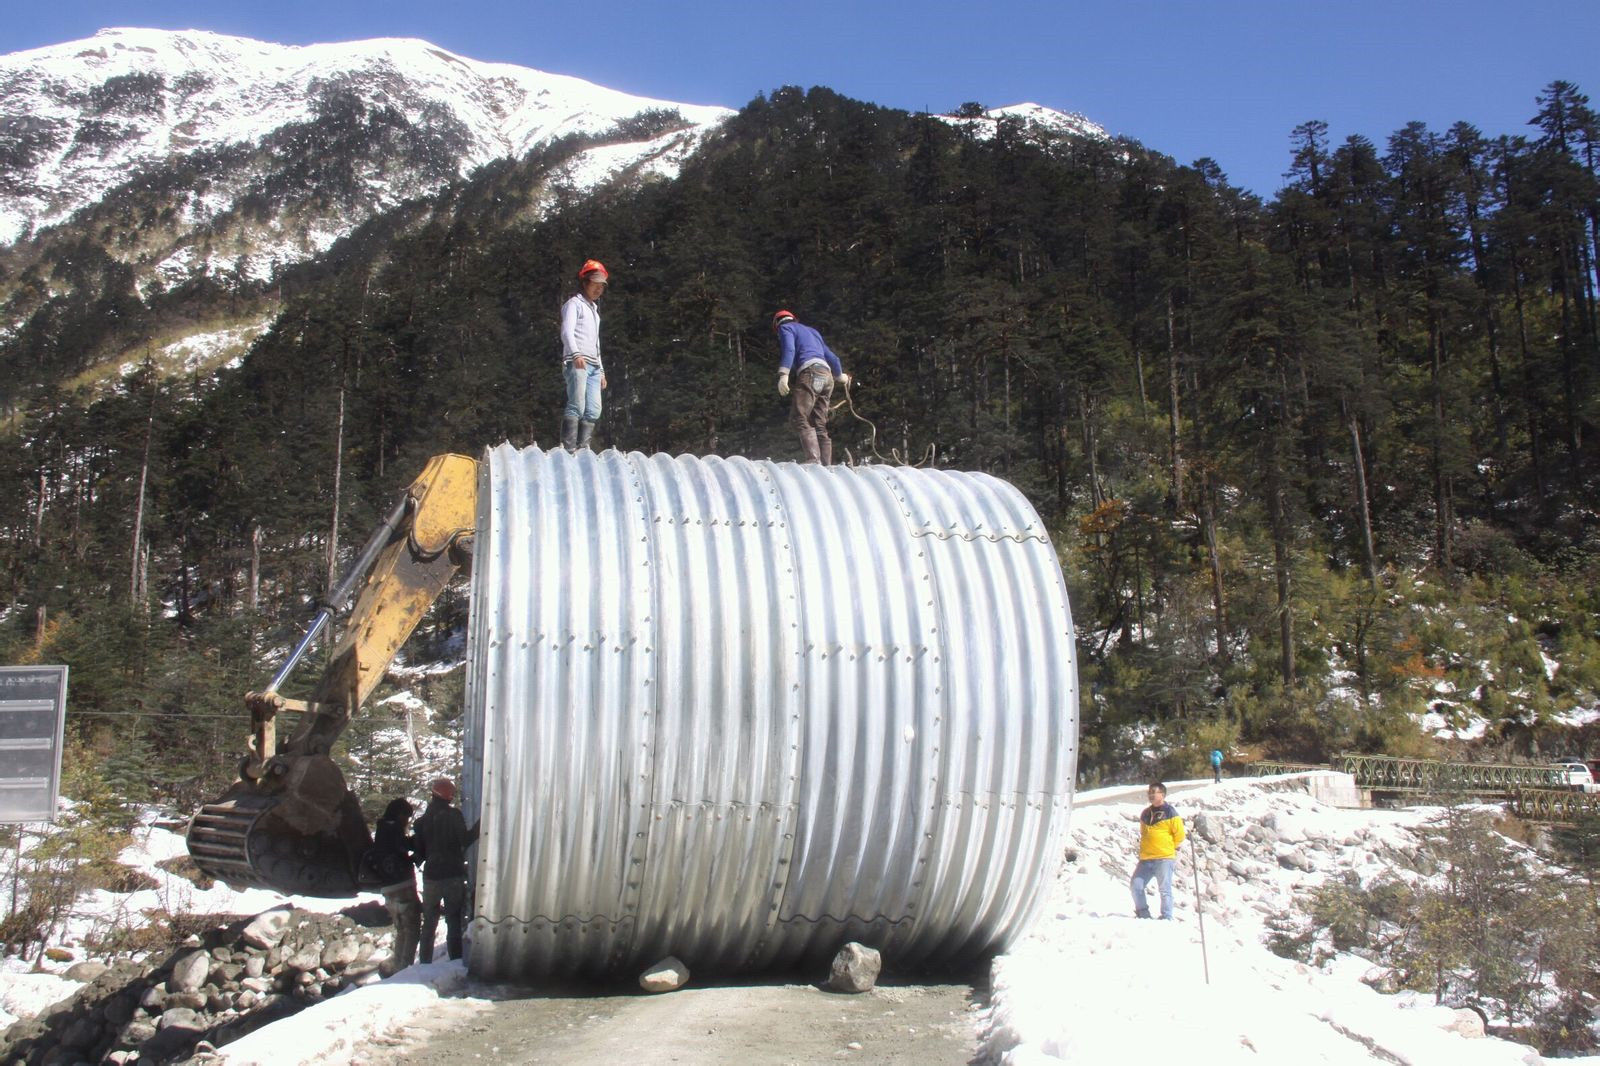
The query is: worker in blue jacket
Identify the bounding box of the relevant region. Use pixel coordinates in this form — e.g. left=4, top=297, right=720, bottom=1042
left=772, top=310, right=849, bottom=465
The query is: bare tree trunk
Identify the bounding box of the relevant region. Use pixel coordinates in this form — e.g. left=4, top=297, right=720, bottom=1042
left=1166, top=293, right=1183, bottom=513
left=1268, top=466, right=1294, bottom=687
left=1200, top=475, right=1228, bottom=662
left=1079, top=385, right=1104, bottom=508
left=1511, top=252, right=1546, bottom=506
left=1347, top=405, right=1377, bottom=585
left=1428, top=314, right=1452, bottom=571
left=129, top=391, right=155, bottom=610
left=32, top=468, right=45, bottom=549
left=326, top=374, right=346, bottom=595
left=250, top=525, right=262, bottom=613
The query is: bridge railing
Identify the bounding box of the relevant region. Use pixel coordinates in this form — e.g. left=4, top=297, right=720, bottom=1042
left=1250, top=754, right=1569, bottom=794
left=1510, top=789, right=1600, bottom=825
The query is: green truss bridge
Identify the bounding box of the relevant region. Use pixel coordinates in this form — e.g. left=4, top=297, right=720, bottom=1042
left=1250, top=754, right=1600, bottom=824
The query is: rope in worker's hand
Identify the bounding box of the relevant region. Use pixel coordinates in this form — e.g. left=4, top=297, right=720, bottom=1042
left=831, top=377, right=937, bottom=467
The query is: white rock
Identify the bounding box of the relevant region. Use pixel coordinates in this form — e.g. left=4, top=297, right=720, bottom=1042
left=241, top=907, right=293, bottom=950
left=169, top=950, right=210, bottom=993
left=639, top=955, right=690, bottom=993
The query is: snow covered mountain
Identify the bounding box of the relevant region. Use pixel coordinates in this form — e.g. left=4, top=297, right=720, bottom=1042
left=0, top=29, right=1109, bottom=395
left=0, top=27, right=734, bottom=278
left=938, top=101, right=1109, bottom=141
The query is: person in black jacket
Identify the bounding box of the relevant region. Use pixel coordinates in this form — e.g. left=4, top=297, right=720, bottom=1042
left=413, top=777, right=479, bottom=962
left=366, top=798, right=420, bottom=974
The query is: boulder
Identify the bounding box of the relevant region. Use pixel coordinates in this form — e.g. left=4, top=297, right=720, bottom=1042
left=1244, top=824, right=1279, bottom=845
left=241, top=907, right=293, bottom=950
left=158, top=1006, right=203, bottom=1031
left=321, top=937, right=360, bottom=969
left=169, top=950, right=210, bottom=993
left=102, top=993, right=135, bottom=1026
left=1445, top=1007, right=1486, bottom=1038
left=1191, top=812, right=1220, bottom=844
left=65, top=960, right=109, bottom=983
left=243, top=954, right=265, bottom=979
left=59, top=1015, right=100, bottom=1050
left=638, top=955, right=690, bottom=993
left=1275, top=847, right=1315, bottom=872
left=828, top=942, right=882, bottom=993
left=120, top=1018, right=157, bottom=1045
left=284, top=946, right=323, bottom=972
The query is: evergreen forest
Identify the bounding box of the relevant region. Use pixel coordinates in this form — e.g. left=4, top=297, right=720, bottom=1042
left=3, top=80, right=1600, bottom=801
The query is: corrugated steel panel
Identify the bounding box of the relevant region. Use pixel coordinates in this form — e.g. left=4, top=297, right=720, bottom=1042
left=463, top=444, right=1077, bottom=978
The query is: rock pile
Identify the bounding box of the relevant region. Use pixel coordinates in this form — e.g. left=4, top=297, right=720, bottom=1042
left=0, top=905, right=391, bottom=1065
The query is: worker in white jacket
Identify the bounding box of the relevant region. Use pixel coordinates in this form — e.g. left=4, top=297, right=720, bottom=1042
left=560, top=259, right=608, bottom=451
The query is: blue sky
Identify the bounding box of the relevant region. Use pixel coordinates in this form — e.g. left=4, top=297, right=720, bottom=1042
left=5, top=1, right=1597, bottom=197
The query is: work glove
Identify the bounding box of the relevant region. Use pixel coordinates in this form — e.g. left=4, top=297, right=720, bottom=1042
left=835, top=372, right=851, bottom=389
left=777, top=370, right=790, bottom=397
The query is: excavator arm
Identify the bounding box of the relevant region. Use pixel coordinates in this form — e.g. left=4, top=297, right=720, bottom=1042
left=187, top=454, right=479, bottom=896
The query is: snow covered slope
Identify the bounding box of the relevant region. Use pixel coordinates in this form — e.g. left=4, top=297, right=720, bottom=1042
left=937, top=102, right=1108, bottom=141
left=0, top=27, right=732, bottom=267
left=983, top=777, right=1571, bottom=1064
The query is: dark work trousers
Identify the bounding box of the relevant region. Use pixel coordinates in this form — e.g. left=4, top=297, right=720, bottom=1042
left=790, top=365, right=835, bottom=465
left=419, top=877, right=468, bottom=962
left=383, top=883, right=421, bottom=972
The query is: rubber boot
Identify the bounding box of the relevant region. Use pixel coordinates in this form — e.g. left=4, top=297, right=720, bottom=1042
left=797, top=428, right=821, bottom=464
left=577, top=420, right=596, bottom=451
left=561, top=416, right=579, bottom=453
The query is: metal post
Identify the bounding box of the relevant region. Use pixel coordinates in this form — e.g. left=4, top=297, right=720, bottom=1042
left=1192, top=847, right=1210, bottom=985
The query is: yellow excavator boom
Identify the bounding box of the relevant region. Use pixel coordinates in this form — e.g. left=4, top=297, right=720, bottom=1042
left=187, top=454, right=478, bottom=896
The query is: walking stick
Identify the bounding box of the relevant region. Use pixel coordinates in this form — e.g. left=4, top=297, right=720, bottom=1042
left=1192, top=847, right=1211, bottom=985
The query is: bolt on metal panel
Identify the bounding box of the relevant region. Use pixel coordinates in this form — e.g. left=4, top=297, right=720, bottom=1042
left=464, top=444, right=1077, bottom=978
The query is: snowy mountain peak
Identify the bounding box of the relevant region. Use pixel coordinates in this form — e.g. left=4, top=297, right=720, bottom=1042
left=0, top=27, right=734, bottom=248
left=938, top=101, right=1109, bottom=141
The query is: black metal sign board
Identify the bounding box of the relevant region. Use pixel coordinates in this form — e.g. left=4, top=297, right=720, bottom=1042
left=0, top=666, right=67, bottom=823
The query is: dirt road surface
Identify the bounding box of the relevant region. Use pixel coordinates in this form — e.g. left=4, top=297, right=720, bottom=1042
left=353, top=971, right=988, bottom=1065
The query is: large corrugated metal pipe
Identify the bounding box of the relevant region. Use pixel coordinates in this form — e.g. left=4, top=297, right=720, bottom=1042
left=462, top=445, right=1078, bottom=978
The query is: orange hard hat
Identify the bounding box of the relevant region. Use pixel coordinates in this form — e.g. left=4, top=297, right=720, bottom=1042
left=578, top=259, right=609, bottom=283
left=430, top=778, right=457, bottom=803
left=771, top=309, right=795, bottom=330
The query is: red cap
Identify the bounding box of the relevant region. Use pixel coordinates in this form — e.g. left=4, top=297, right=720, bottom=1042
left=578, top=259, right=609, bottom=283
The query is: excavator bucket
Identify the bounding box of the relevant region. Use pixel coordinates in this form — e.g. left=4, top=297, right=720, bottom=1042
left=187, top=755, right=372, bottom=897
left=185, top=454, right=477, bottom=899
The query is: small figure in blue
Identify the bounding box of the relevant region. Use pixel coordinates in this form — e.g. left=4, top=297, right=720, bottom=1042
left=1210, top=748, right=1224, bottom=784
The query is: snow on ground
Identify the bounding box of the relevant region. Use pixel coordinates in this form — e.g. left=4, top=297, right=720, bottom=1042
left=217, top=961, right=485, bottom=1066
left=980, top=776, right=1590, bottom=1065
left=0, top=811, right=379, bottom=1029
left=1553, top=704, right=1600, bottom=729
left=7, top=776, right=1600, bottom=1061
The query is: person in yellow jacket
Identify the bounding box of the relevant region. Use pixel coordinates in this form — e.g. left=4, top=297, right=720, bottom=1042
left=1131, top=782, right=1186, bottom=919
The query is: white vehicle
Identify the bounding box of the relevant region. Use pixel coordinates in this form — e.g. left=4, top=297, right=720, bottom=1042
left=1550, top=762, right=1600, bottom=792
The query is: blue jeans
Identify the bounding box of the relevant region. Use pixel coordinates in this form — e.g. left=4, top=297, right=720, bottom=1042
left=1131, top=858, right=1175, bottom=918
left=564, top=360, right=603, bottom=421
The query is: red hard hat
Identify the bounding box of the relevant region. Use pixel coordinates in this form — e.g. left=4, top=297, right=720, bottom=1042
left=430, top=778, right=457, bottom=803
left=578, top=259, right=609, bottom=283
left=771, top=309, right=795, bottom=330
